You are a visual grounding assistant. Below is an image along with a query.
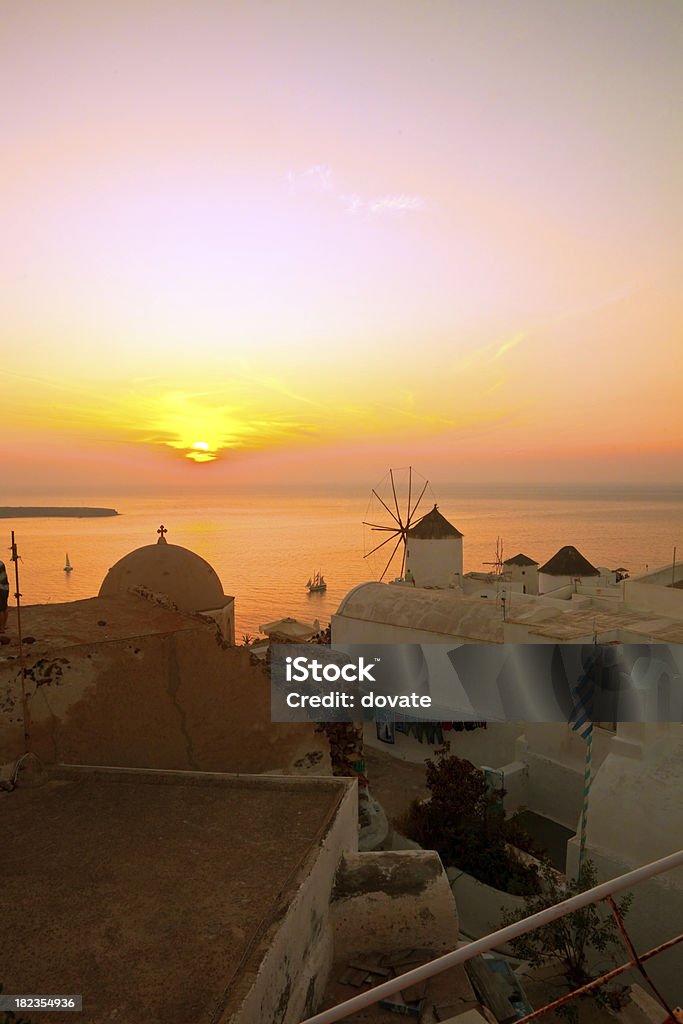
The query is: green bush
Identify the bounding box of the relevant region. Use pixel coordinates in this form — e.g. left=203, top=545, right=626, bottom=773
left=501, top=861, right=633, bottom=1021
left=397, top=747, right=542, bottom=895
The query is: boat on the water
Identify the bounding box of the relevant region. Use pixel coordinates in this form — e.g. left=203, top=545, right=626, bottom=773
left=306, top=570, right=326, bottom=592
left=64, top=553, right=73, bottom=573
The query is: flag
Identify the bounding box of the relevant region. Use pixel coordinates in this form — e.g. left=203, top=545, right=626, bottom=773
left=569, top=646, right=599, bottom=739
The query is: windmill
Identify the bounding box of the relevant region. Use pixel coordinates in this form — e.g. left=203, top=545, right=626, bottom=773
left=363, top=467, right=434, bottom=581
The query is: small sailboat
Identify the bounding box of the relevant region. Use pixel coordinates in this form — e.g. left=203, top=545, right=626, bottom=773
left=306, top=570, right=326, bottom=593
left=64, top=553, right=73, bottom=573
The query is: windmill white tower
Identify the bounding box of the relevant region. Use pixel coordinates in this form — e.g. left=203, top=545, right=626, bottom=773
left=405, top=504, right=463, bottom=587
left=363, top=468, right=463, bottom=587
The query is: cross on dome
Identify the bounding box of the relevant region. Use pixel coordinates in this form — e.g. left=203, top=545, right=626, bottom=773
left=157, top=524, right=168, bottom=544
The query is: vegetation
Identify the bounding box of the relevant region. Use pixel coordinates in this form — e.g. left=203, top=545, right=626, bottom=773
left=501, top=861, right=633, bottom=1021
left=396, top=747, right=542, bottom=895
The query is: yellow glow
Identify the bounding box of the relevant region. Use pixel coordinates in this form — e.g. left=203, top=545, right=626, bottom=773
left=193, top=441, right=209, bottom=451
left=188, top=450, right=216, bottom=463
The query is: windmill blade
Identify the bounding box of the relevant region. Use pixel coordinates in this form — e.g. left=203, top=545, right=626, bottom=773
left=407, top=479, right=430, bottom=524
left=379, top=534, right=404, bottom=581
left=400, top=538, right=407, bottom=578
left=364, top=529, right=402, bottom=560
left=407, top=509, right=430, bottom=529
left=407, top=467, right=412, bottom=531
left=389, top=469, right=403, bottom=531
left=362, top=521, right=398, bottom=531
left=372, top=489, right=401, bottom=527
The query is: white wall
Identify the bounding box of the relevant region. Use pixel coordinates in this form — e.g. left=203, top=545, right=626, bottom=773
left=632, top=562, right=683, bottom=588
left=623, top=580, right=683, bottom=619
left=507, top=563, right=539, bottom=595
left=538, top=573, right=597, bottom=595
left=565, top=729, right=683, bottom=1003
left=331, top=613, right=481, bottom=645
left=231, top=779, right=358, bottom=1024
left=407, top=536, right=463, bottom=587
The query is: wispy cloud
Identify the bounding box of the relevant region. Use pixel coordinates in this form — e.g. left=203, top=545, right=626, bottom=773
left=286, top=163, right=334, bottom=194
left=368, top=194, right=426, bottom=214
left=287, top=164, right=426, bottom=217
left=493, top=331, right=527, bottom=360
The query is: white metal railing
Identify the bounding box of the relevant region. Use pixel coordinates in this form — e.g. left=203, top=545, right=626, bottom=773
left=301, top=848, right=683, bottom=1024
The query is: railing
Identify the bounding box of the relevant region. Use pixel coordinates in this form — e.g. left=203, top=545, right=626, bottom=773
left=301, top=848, right=683, bottom=1024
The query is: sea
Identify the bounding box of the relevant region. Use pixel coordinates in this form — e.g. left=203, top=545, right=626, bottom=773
left=3, top=484, right=682, bottom=638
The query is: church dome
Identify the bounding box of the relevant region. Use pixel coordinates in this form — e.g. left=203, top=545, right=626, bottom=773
left=99, top=536, right=228, bottom=613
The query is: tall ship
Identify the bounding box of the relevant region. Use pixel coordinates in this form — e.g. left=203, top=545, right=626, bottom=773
left=306, top=570, right=326, bottom=593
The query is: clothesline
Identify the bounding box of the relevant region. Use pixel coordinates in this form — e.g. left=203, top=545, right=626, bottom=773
left=376, top=720, right=487, bottom=745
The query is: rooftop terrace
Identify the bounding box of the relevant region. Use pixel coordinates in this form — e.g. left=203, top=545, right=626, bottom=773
left=1, top=765, right=351, bottom=1024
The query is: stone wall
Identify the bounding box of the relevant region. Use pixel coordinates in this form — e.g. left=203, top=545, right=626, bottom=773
left=0, top=600, right=328, bottom=775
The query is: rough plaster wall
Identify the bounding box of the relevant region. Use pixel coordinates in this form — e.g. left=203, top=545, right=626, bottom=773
left=562, top=735, right=683, bottom=1002
left=407, top=537, right=463, bottom=587
left=0, top=628, right=328, bottom=774
left=331, top=615, right=479, bottom=645
left=330, top=851, right=459, bottom=962
left=227, top=783, right=358, bottom=1024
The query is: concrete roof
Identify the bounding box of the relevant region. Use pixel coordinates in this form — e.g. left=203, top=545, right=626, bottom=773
left=0, top=595, right=210, bottom=661
left=335, top=583, right=683, bottom=645
left=99, top=542, right=230, bottom=612
left=260, top=616, right=319, bottom=639
left=335, top=582, right=538, bottom=641
left=1, top=766, right=349, bottom=1024
left=507, top=604, right=683, bottom=643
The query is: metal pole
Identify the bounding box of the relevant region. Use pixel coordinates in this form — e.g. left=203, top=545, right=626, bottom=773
left=10, top=530, right=29, bottom=750
left=10, top=531, right=23, bottom=658
left=606, top=895, right=676, bottom=1020
left=299, top=848, right=683, bottom=1024
left=512, top=931, right=683, bottom=1024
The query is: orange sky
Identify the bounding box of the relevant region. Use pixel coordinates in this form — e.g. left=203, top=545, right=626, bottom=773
left=1, top=1, right=681, bottom=495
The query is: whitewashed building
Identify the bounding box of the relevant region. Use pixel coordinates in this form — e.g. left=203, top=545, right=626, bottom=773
left=502, top=552, right=539, bottom=595
left=333, top=564, right=683, bottom=999
left=537, top=544, right=600, bottom=595
left=406, top=505, right=463, bottom=588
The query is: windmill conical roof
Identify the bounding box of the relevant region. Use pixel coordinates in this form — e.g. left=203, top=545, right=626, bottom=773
left=538, top=545, right=599, bottom=577
left=407, top=505, right=463, bottom=539
left=503, top=553, right=539, bottom=567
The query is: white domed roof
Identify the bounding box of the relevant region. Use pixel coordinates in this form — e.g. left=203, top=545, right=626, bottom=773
left=99, top=542, right=227, bottom=612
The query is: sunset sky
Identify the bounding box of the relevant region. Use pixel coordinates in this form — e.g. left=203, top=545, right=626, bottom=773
left=2, top=0, right=681, bottom=495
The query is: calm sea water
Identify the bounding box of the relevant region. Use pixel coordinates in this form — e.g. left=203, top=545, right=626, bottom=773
left=4, top=484, right=682, bottom=637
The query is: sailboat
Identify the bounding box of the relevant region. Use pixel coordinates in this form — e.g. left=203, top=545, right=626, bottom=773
left=64, top=553, right=73, bottom=573
left=306, top=570, right=326, bottom=593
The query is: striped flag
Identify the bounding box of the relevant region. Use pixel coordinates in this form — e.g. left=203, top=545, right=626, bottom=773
left=571, top=644, right=599, bottom=878
left=569, top=647, right=598, bottom=739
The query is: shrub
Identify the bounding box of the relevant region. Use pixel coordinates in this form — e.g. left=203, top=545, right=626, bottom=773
left=501, top=861, right=633, bottom=1022
left=397, top=747, right=541, bottom=894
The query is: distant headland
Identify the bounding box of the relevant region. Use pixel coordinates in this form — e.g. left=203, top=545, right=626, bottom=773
left=0, top=507, right=119, bottom=518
